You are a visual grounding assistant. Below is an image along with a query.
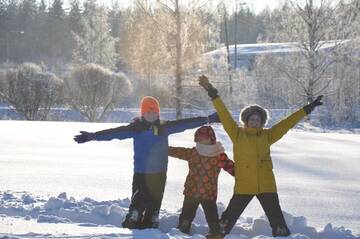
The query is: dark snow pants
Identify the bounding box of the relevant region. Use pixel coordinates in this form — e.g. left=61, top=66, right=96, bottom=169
left=126, top=172, right=167, bottom=228
left=178, top=196, right=220, bottom=234
left=220, top=192, right=290, bottom=235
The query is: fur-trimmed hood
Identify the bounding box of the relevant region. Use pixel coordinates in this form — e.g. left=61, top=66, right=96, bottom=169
left=239, top=104, right=269, bottom=127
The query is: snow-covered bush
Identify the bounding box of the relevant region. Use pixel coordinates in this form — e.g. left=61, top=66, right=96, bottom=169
left=0, top=63, right=63, bottom=120
left=65, top=63, right=132, bottom=122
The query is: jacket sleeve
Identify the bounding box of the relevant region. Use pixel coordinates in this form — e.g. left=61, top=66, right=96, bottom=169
left=268, top=108, right=306, bottom=145
left=168, top=146, right=193, bottom=161
left=93, top=124, right=136, bottom=141
left=165, top=117, right=208, bottom=135
left=217, top=153, right=235, bottom=176
left=212, top=97, right=239, bottom=142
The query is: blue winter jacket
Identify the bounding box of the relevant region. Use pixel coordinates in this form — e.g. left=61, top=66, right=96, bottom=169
left=92, top=117, right=210, bottom=173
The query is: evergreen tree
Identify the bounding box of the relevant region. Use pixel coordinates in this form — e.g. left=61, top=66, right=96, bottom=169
left=220, top=6, right=262, bottom=44
left=1, top=0, right=18, bottom=63
left=0, top=0, right=7, bottom=62
left=108, top=0, right=122, bottom=38
left=68, top=0, right=83, bottom=34
left=16, top=0, right=38, bottom=62
left=34, top=0, right=47, bottom=62
left=42, top=0, right=72, bottom=70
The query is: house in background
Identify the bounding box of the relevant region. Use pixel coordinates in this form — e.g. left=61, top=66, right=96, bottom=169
left=203, top=40, right=351, bottom=72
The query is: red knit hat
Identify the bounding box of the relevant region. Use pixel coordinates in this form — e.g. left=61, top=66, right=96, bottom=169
left=140, top=96, right=160, bottom=117
left=194, top=126, right=216, bottom=144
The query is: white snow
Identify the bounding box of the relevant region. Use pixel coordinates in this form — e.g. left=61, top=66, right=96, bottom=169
left=0, top=120, right=359, bottom=238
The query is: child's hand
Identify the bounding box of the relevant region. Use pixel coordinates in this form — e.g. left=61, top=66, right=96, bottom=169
left=198, top=75, right=211, bottom=90
left=74, top=131, right=95, bottom=143
left=198, top=75, right=218, bottom=99
left=311, top=95, right=323, bottom=107
left=218, top=153, right=235, bottom=176
left=303, top=95, right=323, bottom=114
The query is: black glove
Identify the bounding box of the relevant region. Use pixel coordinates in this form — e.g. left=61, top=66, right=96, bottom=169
left=74, top=131, right=95, bottom=144
left=208, top=112, right=220, bottom=123
left=303, top=95, right=323, bottom=114
left=198, top=75, right=219, bottom=100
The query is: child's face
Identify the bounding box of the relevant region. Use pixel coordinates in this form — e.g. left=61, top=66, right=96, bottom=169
left=197, top=137, right=213, bottom=145
left=143, top=111, right=159, bottom=123
left=247, top=114, right=262, bottom=128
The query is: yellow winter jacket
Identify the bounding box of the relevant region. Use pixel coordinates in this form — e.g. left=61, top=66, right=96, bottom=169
left=213, top=97, right=307, bottom=194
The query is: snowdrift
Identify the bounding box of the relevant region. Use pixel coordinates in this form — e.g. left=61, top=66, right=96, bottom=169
left=0, top=191, right=358, bottom=239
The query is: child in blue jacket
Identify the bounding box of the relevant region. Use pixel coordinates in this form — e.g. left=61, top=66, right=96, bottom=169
left=74, top=96, right=219, bottom=229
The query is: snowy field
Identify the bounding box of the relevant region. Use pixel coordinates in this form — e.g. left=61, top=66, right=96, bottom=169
left=0, top=120, right=359, bottom=238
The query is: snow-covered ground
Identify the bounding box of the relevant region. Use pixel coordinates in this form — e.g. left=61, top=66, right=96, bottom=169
left=0, top=120, right=359, bottom=238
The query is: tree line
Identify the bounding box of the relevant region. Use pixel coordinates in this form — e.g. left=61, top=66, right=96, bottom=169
left=0, top=0, right=359, bottom=125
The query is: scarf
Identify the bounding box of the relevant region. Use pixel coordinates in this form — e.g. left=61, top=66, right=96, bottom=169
left=196, top=141, right=225, bottom=157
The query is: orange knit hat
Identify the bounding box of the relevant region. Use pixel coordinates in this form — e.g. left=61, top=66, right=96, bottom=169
left=140, top=96, right=160, bottom=116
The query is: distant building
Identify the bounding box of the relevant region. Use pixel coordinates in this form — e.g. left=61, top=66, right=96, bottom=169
left=203, top=40, right=350, bottom=71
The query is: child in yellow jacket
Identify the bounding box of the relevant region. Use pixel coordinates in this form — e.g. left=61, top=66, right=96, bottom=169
left=199, top=75, right=323, bottom=237
left=169, top=126, right=234, bottom=238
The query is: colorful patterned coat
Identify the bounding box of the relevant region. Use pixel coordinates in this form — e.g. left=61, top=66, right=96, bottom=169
left=169, top=146, right=234, bottom=200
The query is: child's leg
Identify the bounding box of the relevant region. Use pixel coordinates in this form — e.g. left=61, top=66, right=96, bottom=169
left=178, top=196, right=200, bottom=234
left=256, top=192, right=291, bottom=237
left=220, top=194, right=254, bottom=235
left=200, top=200, right=220, bottom=235
left=122, top=173, right=146, bottom=228
left=142, top=173, right=167, bottom=228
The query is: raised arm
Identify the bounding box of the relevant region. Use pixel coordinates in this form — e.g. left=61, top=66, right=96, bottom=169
left=268, top=95, right=323, bottom=145
left=168, top=146, right=193, bottom=161
left=165, top=112, right=219, bottom=135
left=199, top=75, right=239, bottom=142
left=217, top=153, right=235, bottom=176
left=74, top=124, right=136, bottom=143
left=93, top=124, right=136, bottom=141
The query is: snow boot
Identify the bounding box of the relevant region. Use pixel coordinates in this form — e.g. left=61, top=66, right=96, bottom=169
left=272, top=225, right=291, bottom=237
left=178, top=219, right=191, bottom=234
left=140, top=211, right=160, bottom=228
left=219, top=218, right=229, bottom=235
left=122, top=209, right=142, bottom=229
left=205, top=233, right=224, bottom=239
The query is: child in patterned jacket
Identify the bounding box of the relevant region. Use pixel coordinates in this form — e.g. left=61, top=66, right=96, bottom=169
left=169, top=126, right=234, bottom=238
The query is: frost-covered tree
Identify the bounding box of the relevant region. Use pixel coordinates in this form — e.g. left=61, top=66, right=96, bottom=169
left=326, top=0, right=360, bottom=124
left=120, top=0, right=212, bottom=119
left=72, top=0, right=116, bottom=69
left=252, top=53, right=301, bottom=108
left=258, top=0, right=344, bottom=104
left=65, top=63, right=132, bottom=122
left=0, top=63, right=63, bottom=120
left=252, top=0, right=359, bottom=124
left=200, top=51, right=256, bottom=110
left=119, top=4, right=168, bottom=91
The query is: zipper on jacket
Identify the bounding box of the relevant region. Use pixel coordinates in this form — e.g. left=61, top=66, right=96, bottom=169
left=256, top=137, right=260, bottom=194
